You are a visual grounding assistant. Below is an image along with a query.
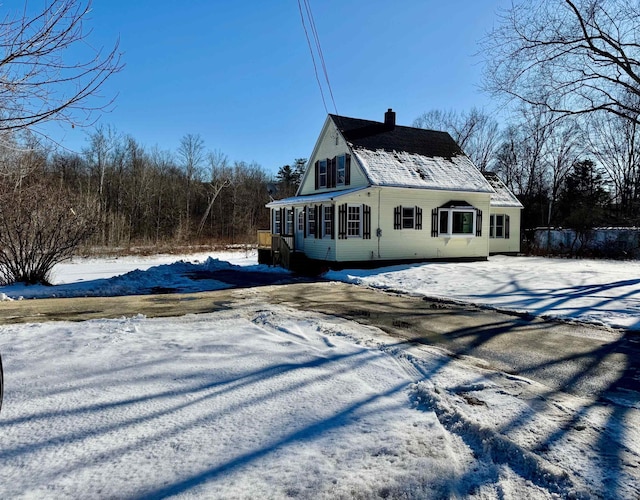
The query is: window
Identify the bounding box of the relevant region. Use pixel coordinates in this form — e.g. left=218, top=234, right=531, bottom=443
left=323, top=205, right=332, bottom=238
left=273, top=209, right=281, bottom=234
left=297, top=210, right=304, bottom=232
left=402, top=207, right=415, bottom=228
left=284, top=209, right=293, bottom=235
left=337, top=155, right=346, bottom=186
left=347, top=205, right=361, bottom=237
left=438, top=208, right=476, bottom=236
left=315, top=154, right=351, bottom=190
left=489, top=214, right=509, bottom=239
left=307, top=205, right=316, bottom=236
left=338, top=203, right=371, bottom=239
left=318, top=160, right=327, bottom=188
left=394, top=205, right=423, bottom=230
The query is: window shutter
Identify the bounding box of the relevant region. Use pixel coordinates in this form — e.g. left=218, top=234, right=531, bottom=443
left=314, top=160, right=319, bottom=190
left=330, top=205, right=335, bottom=239
left=505, top=214, right=510, bottom=239
left=394, top=206, right=401, bottom=230
left=315, top=205, right=321, bottom=239
left=338, top=203, right=347, bottom=239
left=279, top=208, right=285, bottom=235
left=345, top=154, right=351, bottom=185
left=328, top=157, right=336, bottom=188
left=431, top=208, right=438, bottom=237
left=415, top=207, right=423, bottom=230
left=303, top=206, right=307, bottom=237
left=363, top=204, right=371, bottom=239
left=476, top=209, right=483, bottom=237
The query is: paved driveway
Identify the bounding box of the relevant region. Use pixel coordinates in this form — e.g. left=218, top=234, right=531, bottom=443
left=1, top=280, right=638, bottom=406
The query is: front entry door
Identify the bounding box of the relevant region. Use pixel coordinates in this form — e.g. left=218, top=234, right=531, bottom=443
left=295, top=208, right=304, bottom=251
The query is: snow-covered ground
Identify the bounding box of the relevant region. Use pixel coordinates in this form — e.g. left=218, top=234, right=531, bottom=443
left=327, top=255, right=640, bottom=332
left=1, top=252, right=639, bottom=498
left=3, top=251, right=640, bottom=331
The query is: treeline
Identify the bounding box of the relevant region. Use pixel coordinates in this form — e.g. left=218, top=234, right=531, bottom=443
left=0, top=127, right=305, bottom=250
left=4, top=106, right=640, bottom=255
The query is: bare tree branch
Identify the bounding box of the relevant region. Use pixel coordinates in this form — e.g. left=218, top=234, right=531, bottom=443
left=482, top=0, right=640, bottom=123
left=0, top=0, right=122, bottom=132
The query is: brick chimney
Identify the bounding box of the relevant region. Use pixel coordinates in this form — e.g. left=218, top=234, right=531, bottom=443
left=384, top=108, right=396, bottom=129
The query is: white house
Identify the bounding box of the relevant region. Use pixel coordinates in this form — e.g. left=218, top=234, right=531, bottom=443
left=259, top=109, right=522, bottom=271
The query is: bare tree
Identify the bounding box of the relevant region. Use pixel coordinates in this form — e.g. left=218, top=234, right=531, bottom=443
left=0, top=0, right=122, bottom=132
left=0, top=179, right=99, bottom=284
left=544, top=116, right=585, bottom=225
left=492, top=101, right=584, bottom=229
left=84, top=124, right=119, bottom=198
left=588, top=110, right=640, bottom=220
left=482, top=0, right=640, bottom=124
left=177, top=133, right=205, bottom=233
left=413, top=108, right=500, bottom=171
left=197, top=150, right=230, bottom=237
left=0, top=130, right=46, bottom=188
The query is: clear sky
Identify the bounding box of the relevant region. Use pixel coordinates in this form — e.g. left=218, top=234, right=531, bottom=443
left=20, top=0, right=510, bottom=175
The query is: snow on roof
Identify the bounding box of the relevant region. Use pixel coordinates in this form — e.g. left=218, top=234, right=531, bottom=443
left=482, top=172, right=523, bottom=208
left=266, top=186, right=367, bottom=207
left=353, top=148, right=495, bottom=193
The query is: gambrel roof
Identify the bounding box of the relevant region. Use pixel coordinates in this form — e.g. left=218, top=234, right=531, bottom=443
left=329, top=113, right=494, bottom=194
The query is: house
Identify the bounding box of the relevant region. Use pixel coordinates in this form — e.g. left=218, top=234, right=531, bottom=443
left=259, top=109, right=522, bottom=272
left=482, top=171, right=524, bottom=255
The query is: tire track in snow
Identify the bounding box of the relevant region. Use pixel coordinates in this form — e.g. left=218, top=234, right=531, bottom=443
left=370, top=340, right=593, bottom=498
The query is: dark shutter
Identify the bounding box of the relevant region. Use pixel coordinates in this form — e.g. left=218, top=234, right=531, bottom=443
left=330, top=205, right=335, bottom=239
left=394, top=206, right=401, bottom=230
left=431, top=208, right=438, bottom=237
left=505, top=214, right=510, bottom=239
left=415, top=207, right=423, bottom=230
left=476, top=209, right=483, bottom=237
left=315, top=205, right=321, bottom=239
left=315, top=161, right=321, bottom=190
left=338, top=203, right=347, bottom=239
left=345, top=154, right=351, bottom=185
left=363, top=204, right=371, bottom=239
left=279, top=208, right=285, bottom=235
left=303, top=206, right=307, bottom=237
left=328, top=157, right=336, bottom=188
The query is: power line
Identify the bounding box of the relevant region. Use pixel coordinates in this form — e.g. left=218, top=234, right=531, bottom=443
left=297, top=0, right=338, bottom=115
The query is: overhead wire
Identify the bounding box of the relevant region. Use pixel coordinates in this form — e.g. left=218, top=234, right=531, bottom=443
left=297, top=0, right=338, bottom=116
left=302, top=0, right=338, bottom=115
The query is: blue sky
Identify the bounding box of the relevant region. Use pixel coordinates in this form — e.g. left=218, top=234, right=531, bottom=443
left=26, top=0, right=509, bottom=175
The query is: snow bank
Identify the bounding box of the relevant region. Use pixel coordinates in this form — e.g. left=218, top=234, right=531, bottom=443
left=326, top=255, right=640, bottom=331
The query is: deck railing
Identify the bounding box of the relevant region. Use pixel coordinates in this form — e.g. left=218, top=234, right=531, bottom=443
left=257, top=230, right=272, bottom=249
left=271, top=234, right=294, bottom=269
left=257, top=231, right=297, bottom=268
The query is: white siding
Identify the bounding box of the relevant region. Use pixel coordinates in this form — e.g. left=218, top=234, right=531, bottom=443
left=332, top=187, right=491, bottom=262
left=489, top=207, right=521, bottom=254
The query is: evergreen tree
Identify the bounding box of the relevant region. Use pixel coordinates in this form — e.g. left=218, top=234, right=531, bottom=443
left=275, top=158, right=307, bottom=198
left=557, top=159, right=610, bottom=230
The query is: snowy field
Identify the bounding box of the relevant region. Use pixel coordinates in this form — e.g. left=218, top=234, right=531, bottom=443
left=0, top=252, right=639, bottom=498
